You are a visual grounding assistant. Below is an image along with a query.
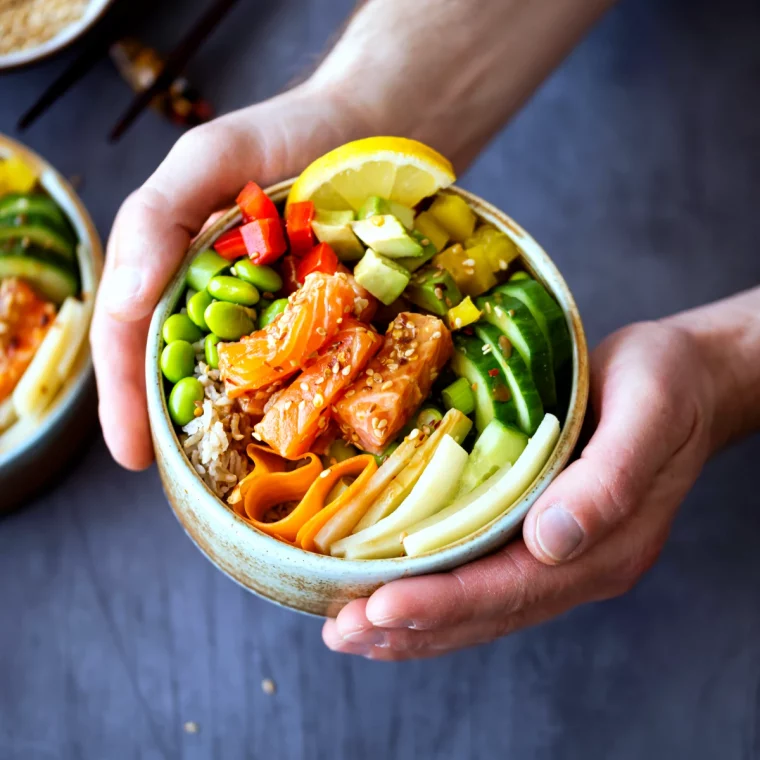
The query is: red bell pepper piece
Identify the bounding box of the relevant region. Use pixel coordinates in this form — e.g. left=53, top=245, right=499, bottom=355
left=286, top=201, right=316, bottom=255
left=281, top=255, right=301, bottom=295
left=237, top=181, right=279, bottom=222
left=296, top=243, right=339, bottom=283
left=240, top=218, right=287, bottom=265
left=213, top=227, right=248, bottom=260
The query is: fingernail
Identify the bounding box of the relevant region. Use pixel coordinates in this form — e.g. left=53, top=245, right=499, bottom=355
left=536, top=505, right=584, bottom=561
left=370, top=617, right=413, bottom=629
left=103, top=266, right=143, bottom=315
left=342, top=628, right=387, bottom=647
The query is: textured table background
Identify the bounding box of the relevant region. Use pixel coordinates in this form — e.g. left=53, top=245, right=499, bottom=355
left=1, top=0, right=759, bottom=758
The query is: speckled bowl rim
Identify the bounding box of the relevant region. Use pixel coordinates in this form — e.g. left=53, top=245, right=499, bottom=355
left=147, top=179, right=589, bottom=578
left=0, top=0, right=115, bottom=71
left=0, top=134, right=103, bottom=470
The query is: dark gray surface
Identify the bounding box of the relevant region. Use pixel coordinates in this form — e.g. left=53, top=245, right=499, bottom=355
left=2, top=0, right=760, bottom=757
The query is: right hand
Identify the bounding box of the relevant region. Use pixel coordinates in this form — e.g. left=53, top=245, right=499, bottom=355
left=91, top=81, right=370, bottom=470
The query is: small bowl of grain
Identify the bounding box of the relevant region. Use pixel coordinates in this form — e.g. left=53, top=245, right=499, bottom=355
left=0, top=0, right=115, bottom=71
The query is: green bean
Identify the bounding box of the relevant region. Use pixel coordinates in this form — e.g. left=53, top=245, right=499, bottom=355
left=160, top=340, right=196, bottom=384
left=163, top=313, right=203, bottom=344
left=205, top=334, right=221, bottom=369
left=258, top=298, right=289, bottom=328
left=169, top=377, right=205, bottom=427
left=232, top=260, right=283, bottom=293
left=208, top=275, right=260, bottom=306
left=204, top=301, right=256, bottom=341
left=186, top=249, right=229, bottom=291
left=186, top=289, right=214, bottom=330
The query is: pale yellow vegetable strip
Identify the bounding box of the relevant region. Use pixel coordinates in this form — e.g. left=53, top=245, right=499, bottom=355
left=352, top=409, right=472, bottom=532
left=312, top=433, right=424, bottom=554
left=333, top=435, right=468, bottom=559
left=0, top=397, right=17, bottom=434
left=403, top=414, right=560, bottom=556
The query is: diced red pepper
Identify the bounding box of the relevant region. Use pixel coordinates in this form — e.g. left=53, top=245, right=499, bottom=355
left=488, top=368, right=500, bottom=377
left=286, top=201, right=316, bottom=256
left=237, top=181, right=279, bottom=222
left=214, top=227, right=248, bottom=260
left=296, top=243, right=339, bottom=283
left=281, top=255, right=301, bottom=295
left=240, top=218, right=287, bottom=265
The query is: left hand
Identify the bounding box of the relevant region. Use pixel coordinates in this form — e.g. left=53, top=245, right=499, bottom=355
left=323, top=320, right=716, bottom=659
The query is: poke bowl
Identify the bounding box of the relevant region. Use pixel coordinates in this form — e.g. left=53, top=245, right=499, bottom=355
left=147, top=137, right=589, bottom=617
left=0, top=134, right=102, bottom=512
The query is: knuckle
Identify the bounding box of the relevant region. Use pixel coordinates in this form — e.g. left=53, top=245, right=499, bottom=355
left=605, top=545, right=662, bottom=598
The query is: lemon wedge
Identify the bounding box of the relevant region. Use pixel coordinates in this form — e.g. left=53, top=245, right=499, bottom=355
left=287, top=137, right=456, bottom=212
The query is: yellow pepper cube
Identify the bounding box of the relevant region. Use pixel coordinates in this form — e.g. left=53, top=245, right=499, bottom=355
left=428, top=193, right=477, bottom=243
left=466, top=225, right=520, bottom=273
left=433, top=243, right=497, bottom=298
left=1, top=156, right=37, bottom=194
left=413, top=210, right=450, bottom=253
left=447, top=296, right=482, bottom=330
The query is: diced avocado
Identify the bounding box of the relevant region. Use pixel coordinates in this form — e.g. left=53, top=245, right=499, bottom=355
left=428, top=193, right=477, bottom=242
left=357, top=196, right=415, bottom=230
left=451, top=334, right=517, bottom=432
left=447, top=296, right=481, bottom=330
left=397, top=230, right=438, bottom=272
left=433, top=243, right=497, bottom=297
left=352, top=215, right=424, bottom=258
left=405, top=265, right=462, bottom=316
left=354, top=249, right=411, bottom=305
left=414, top=210, right=449, bottom=253
left=312, top=209, right=364, bottom=261
left=456, top=420, right=529, bottom=497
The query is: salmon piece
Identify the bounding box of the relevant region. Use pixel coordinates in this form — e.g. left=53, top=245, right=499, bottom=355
left=254, top=319, right=382, bottom=459
left=312, top=419, right=340, bottom=456
left=219, top=272, right=357, bottom=397
left=334, top=312, right=453, bottom=455
left=236, top=382, right=284, bottom=418
left=0, top=278, right=56, bottom=403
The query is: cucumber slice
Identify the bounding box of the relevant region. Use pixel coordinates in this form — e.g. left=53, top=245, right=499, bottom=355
left=0, top=194, right=70, bottom=232
left=456, top=420, right=528, bottom=498
left=0, top=211, right=76, bottom=242
left=403, top=413, right=561, bottom=556
left=451, top=334, right=517, bottom=432
left=475, top=323, right=544, bottom=435
left=0, top=254, right=79, bottom=303
left=0, top=224, right=75, bottom=263
left=477, top=292, right=556, bottom=408
left=499, top=280, right=571, bottom=371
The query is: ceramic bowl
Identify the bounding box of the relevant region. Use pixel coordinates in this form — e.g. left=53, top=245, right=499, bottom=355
left=0, top=134, right=103, bottom=513
left=147, top=180, right=589, bottom=617
left=0, top=0, right=115, bottom=71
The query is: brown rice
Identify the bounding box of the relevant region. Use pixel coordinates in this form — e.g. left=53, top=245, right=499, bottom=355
left=0, top=0, right=90, bottom=55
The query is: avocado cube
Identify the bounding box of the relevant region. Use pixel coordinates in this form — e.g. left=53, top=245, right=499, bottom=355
left=398, top=229, right=440, bottom=272
left=352, top=215, right=424, bottom=259
left=388, top=201, right=416, bottom=231
left=357, top=196, right=415, bottom=230
left=405, top=265, right=463, bottom=316
left=428, top=193, right=477, bottom=243
left=312, top=209, right=364, bottom=261
left=354, top=249, right=411, bottom=305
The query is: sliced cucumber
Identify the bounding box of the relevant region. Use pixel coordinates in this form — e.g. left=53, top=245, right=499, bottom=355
left=456, top=419, right=528, bottom=498
left=451, top=334, right=517, bottom=432
left=0, top=194, right=70, bottom=232
left=0, top=254, right=79, bottom=303
left=499, top=279, right=571, bottom=371
left=475, top=323, right=544, bottom=435
left=477, top=291, right=556, bottom=408
left=0, top=211, right=76, bottom=242
left=0, top=224, right=75, bottom=264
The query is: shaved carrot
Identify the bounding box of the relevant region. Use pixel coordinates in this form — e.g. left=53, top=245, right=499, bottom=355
left=227, top=444, right=287, bottom=514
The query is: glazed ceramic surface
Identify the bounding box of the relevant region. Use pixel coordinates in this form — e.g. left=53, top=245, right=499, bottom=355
left=0, top=135, right=103, bottom=512
left=146, top=180, right=589, bottom=617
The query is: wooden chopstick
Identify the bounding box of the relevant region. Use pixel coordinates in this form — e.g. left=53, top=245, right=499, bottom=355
left=109, top=0, right=241, bottom=142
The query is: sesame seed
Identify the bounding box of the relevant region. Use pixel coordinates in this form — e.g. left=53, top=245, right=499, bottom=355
left=300, top=382, right=309, bottom=392
left=341, top=366, right=351, bottom=376
left=431, top=331, right=441, bottom=340
left=404, top=348, right=414, bottom=357
left=485, top=302, right=492, bottom=314
left=495, top=306, right=505, bottom=318
left=388, top=363, right=399, bottom=371
left=463, top=258, right=476, bottom=267
left=454, top=318, right=463, bottom=328
left=373, top=374, right=383, bottom=383
left=252, top=432, right=262, bottom=441
left=345, top=389, right=355, bottom=397
left=482, top=344, right=493, bottom=354
left=337, top=317, right=343, bottom=324
left=499, top=259, right=508, bottom=270
left=371, top=215, right=384, bottom=226
left=283, top=400, right=293, bottom=411
left=332, top=364, right=339, bottom=375
left=314, top=376, right=325, bottom=385
left=434, top=287, right=444, bottom=299
left=421, top=238, right=430, bottom=246
left=298, top=400, right=306, bottom=411
left=331, top=405, right=338, bottom=413
left=381, top=380, right=393, bottom=390
left=409, top=429, right=420, bottom=440
left=405, top=321, right=414, bottom=329
left=377, top=419, right=388, bottom=430
left=313, top=393, right=325, bottom=408
left=316, top=327, right=327, bottom=336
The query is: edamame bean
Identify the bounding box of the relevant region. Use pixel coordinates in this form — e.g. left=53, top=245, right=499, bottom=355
left=187, top=289, right=214, bottom=329
left=163, top=313, right=203, bottom=344
left=186, top=249, right=229, bottom=291
left=208, top=275, right=260, bottom=306
left=205, top=334, right=221, bottom=369
left=204, top=301, right=256, bottom=340
left=169, top=377, right=204, bottom=427
left=160, top=340, right=196, bottom=383
left=258, top=298, right=288, bottom=328
left=185, top=287, right=197, bottom=305
left=232, top=260, right=283, bottom=293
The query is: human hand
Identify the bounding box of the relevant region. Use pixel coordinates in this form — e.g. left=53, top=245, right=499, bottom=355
left=323, top=321, right=717, bottom=659
left=91, top=82, right=370, bottom=470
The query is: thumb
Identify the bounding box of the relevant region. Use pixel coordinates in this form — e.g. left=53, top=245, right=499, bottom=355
left=522, top=324, right=702, bottom=565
